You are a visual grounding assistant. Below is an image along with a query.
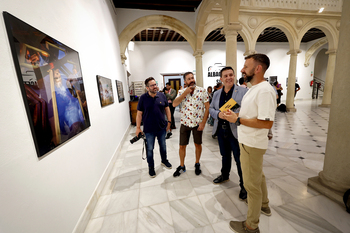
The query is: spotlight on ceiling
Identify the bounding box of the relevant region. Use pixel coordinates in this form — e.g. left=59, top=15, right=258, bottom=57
left=160, top=30, right=164, bottom=34
left=318, top=7, right=324, bottom=13
left=260, top=31, right=264, bottom=35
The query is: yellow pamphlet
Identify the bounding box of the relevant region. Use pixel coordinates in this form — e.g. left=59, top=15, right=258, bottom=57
left=219, top=98, right=239, bottom=112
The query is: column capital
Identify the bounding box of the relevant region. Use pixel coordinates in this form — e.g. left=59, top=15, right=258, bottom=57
left=325, top=49, right=337, bottom=55
left=243, top=50, right=257, bottom=56
left=287, top=49, right=302, bottom=55
left=120, top=54, right=127, bottom=64
left=193, top=50, right=205, bottom=57
left=222, top=22, right=242, bottom=36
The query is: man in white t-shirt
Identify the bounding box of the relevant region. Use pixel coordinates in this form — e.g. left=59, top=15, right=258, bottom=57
left=223, top=54, right=276, bottom=233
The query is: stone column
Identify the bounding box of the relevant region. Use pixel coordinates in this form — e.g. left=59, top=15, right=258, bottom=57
left=222, top=23, right=242, bottom=81
left=285, top=49, right=301, bottom=112
left=194, top=50, right=204, bottom=87
left=308, top=0, right=350, bottom=205
left=320, top=50, right=337, bottom=107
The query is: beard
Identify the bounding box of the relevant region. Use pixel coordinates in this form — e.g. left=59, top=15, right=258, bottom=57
left=187, top=81, right=196, bottom=87
left=245, top=74, right=253, bottom=83
left=149, top=88, right=157, bottom=94
left=243, top=67, right=255, bottom=83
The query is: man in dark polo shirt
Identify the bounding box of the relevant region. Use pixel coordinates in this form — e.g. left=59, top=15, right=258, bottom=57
left=136, top=77, right=172, bottom=177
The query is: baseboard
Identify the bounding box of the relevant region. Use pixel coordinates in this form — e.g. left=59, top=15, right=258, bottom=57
left=72, top=124, right=132, bottom=233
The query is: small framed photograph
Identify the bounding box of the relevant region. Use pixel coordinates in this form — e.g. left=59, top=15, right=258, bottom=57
left=97, top=75, right=114, bottom=107
left=116, top=80, right=125, bottom=103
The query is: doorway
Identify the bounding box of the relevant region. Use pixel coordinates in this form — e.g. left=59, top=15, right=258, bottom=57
left=163, top=74, right=183, bottom=94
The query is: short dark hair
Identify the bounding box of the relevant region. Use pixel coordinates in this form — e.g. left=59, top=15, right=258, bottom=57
left=245, top=53, right=270, bottom=72
left=220, top=66, right=234, bottom=78
left=183, top=72, right=193, bottom=80
left=145, top=77, right=155, bottom=86
left=239, top=77, right=245, bottom=85
left=216, top=82, right=222, bottom=88
left=166, top=82, right=170, bottom=86
left=273, top=81, right=278, bottom=86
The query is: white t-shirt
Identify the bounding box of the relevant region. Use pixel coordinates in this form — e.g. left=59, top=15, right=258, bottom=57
left=238, top=81, right=277, bottom=149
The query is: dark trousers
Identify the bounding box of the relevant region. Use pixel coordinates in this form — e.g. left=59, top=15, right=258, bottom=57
left=169, top=103, right=175, bottom=128
left=145, top=129, right=167, bottom=168
left=217, top=126, right=244, bottom=189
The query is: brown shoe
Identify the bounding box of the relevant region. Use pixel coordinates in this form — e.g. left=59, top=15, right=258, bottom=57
left=244, top=199, right=272, bottom=216
left=229, top=221, right=260, bottom=233
left=261, top=206, right=271, bottom=216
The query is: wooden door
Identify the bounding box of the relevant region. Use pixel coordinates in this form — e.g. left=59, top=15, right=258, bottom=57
left=169, top=78, right=181, bottom=94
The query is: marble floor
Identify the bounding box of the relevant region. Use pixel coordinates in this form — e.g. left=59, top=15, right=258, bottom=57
left=84, top=99, right=350, bottom=233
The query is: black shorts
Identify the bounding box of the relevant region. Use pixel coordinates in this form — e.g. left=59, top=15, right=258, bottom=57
left=179, top=124, right=203, bottom=145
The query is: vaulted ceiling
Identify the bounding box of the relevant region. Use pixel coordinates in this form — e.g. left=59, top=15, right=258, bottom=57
left=113, top=0, right=326, bottom=43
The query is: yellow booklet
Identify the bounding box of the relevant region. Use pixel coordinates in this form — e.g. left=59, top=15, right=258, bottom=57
left=219, top=98, right=240, bottom=112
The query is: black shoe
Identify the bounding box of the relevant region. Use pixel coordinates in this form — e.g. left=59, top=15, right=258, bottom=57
left=239, top=187, right=247, bottom=200
left=149, top=167, right=156, bottom=178
left=213, top=175, right=229, bottom=184
left=161, top=160, right=172, bottom=169
left=166, top=132, right=172, bottom=139
left=173, top=165, right=186, bottom=177
left=195, top=163, right=201, bottom=175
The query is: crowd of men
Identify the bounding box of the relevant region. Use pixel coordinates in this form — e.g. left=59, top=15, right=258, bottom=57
left=136, top=53, right=277, bottom=233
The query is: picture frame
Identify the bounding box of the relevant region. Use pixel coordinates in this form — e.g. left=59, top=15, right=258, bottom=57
left=3, top=12, right=91, bottom=158
left=97, top=75, right=114, bottom=107
left=116, top=80, right=125, bottom=103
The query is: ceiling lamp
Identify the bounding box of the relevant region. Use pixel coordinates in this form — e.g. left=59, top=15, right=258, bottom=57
left=318, top=7, right=324, bottom=13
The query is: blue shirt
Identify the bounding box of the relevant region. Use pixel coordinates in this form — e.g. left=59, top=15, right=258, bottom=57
left=137, top=92, right=169, bottom=133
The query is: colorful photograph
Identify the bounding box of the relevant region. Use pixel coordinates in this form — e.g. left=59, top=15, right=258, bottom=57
left=116, top=80, right=125, bottom=103
left=3, top=12, right=91, bottom=158
left=97, top=75, right=114, bottom=107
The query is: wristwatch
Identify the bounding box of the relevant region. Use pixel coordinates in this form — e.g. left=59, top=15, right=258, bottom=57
left=235, top=117, right=241, bottom=126
left=168, top=121, right=172, bottom=124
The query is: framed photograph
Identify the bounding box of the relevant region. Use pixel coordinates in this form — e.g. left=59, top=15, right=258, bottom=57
left=3, top=12, right=91, bottom=158
left=116, top=80, right=125, bottom=103
left=97, top=75, right=114, bottom=107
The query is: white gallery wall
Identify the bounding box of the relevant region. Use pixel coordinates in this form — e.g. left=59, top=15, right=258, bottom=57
left=129, top=40, right=322, bottom=102
left=129, top=42, right=194, bottom=89
left=314, top=48, right=329, bottom=82
left=0, top=0, right=130, bottom=233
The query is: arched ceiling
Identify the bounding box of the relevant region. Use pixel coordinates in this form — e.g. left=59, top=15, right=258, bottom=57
left=130, top=27, right=326, bottom=43
left=115, top=1, right=327, bottom=43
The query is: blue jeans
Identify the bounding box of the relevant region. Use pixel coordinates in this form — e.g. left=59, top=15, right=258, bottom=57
left=145, top=129, right=168, bottom=168
left=217, top=126, right=244, bottom=188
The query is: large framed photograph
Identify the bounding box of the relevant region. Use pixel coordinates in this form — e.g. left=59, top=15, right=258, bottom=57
left=3, top=12, right=91, bottom=158
left=97, top=75, right=114, bottom=107
left=116, top=80, right=125, bottom=103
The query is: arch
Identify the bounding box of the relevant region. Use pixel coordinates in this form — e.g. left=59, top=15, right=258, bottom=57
left=253, top=18, right=299, bottom=51
left=195, top=0, right=218, bottom=51
left=200, top=16, right=254, bottom=56
left=119, top=15, right=196, bottom=57
left=304, top=37, right=328, bottom=67
left=223, top=0, right=241, bottom=25
left=298, top=19, right=338, bottom=51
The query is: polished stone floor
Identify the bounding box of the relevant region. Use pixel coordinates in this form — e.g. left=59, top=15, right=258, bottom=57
left=84, top=99, right=350, bottom=233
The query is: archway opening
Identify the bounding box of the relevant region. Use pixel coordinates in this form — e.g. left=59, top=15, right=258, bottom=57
left=204, top=27, right=243, bottom=42
left=130, top=27, right=187, bottom=42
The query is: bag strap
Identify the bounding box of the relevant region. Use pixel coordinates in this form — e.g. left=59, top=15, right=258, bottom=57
left=142, top=138, right=147, bottom=160
left=344, top=189, right=350, bottom=214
